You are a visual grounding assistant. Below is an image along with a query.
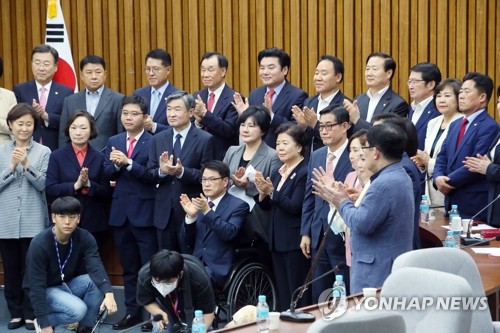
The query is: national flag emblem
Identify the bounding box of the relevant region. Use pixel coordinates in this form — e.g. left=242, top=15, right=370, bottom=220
left=45, top=0, right=78, bottom=92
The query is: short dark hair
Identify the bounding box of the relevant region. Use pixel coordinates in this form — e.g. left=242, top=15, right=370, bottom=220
left=7, top=103, right=40, bottom=131
left=367, top=122, right=407, bottom=161
left=462, top=72, right=494, bottom=103
left=64, top=110, right=98, bottom=140
left=0, top=56, right=3, bottom=77
left=150, top=250, right=184, bottom=280
left=410, top=62, right=442, bottom=85
left=202, top=160, right=230, bottom=179
left=257, top=47, right=291, bottom=71
left=319, top=105, right=350, bottom=124
left=372, top=113, right=418, bottom=157
left=275, top=123, right=309, bottom=157
left=238, top=106, right=271, bottom=138
left=348, top=129, right=368, bottom=151
left=166, top=91, right=195, bottom=110
left=31, top=44, right=59, bottom=64
left=366, top=52, right=396, bottom=80
left=145, top=49, right=172, bottom=67
left=79, top=55, right=106, bottom=71
left=433, top=78, right=462, bottom=111
left=200, top=52, right=229, bottom=69
left=122, top=95, right=148, bottom=114
left=51, top=196, right=81, bottom=215
left=318, top=55, right=344, bottom=83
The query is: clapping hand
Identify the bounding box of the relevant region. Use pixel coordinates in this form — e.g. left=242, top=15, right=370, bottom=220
left=232, top=166, right=250, bottom=188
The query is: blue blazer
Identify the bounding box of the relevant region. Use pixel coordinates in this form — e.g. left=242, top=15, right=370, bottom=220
left=301, top=145, right=353, bottom=250
left=351, top=87, right=408, bottom=133
left=193, top=85, right=239, bottom=160
left=248, top=81, right=307, bottom=148
left=134, top=83, right=179, bottom=133
left=14, top=80, right=74, bottom=151
left=147, top=125, right=215, bottom=229
left=45, top=143, right=111, bottom=233
left=408, top=102, right=440, bottom=151
left=59, top=86, right=124, bottom=151
left=303, top=91, right=350, bottom=152
left=339, top=162, right=414, bottom=294
left=103, top=131, right=156, bottom=228
left=434, top=111, right=500, bottom=219
left=486, top=133, right=500, bottom=226
left=258, top=159, right=308, bottom=252
left=181, top=192, right=249, bottom=287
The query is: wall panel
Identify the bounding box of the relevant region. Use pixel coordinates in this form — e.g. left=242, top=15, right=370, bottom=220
left=0, top=0, right=499, bottom=283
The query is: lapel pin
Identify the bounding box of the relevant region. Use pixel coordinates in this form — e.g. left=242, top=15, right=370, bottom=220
left=55, top=91, right=59, bottom=95
left=383, top=103, right=386, bottom=107
left=290, top=173, right=296, bottom=180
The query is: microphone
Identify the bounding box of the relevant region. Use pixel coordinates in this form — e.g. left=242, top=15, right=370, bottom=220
left=461, top=194, right=500, bottom=246
left=461, top=234, right=500, bottom=249
left=280, top=264, right=346, bottom=322
left=118, top=314, right=164, bottom=333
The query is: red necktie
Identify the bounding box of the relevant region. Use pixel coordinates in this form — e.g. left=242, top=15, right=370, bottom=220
left=127, top=137, right=136, bottom=158
left=456, top=118, right=469, bottom=147
left=267, top=89, right=275, bottom=108
left=206, top=92, right=215, bottom=112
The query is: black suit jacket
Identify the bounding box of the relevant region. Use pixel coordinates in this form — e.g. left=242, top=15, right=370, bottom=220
left=193, top=85, right=239, bottom=160
left=303, top=91, right=350, bottom=152
left=248, top=81, right=307, bottom=148
left=351, top=87, right=408, bottom=133
left=14, top=80, right=74, bottom=150
left=487, top=133, right=500, bottom=226
left=408, top=101, right=440, bottom=151
left=134, top=83, right=179, bottom=133
left=147, top=125, right=215, bottom=229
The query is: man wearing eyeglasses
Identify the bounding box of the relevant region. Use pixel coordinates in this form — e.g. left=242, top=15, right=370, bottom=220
left=179, top=160, right=249, bottom=288
left=14, top=44, right=74, bottom=151
left=300, top=105, right=352, bottom=302
left=134, top=49, right=179, bottom=134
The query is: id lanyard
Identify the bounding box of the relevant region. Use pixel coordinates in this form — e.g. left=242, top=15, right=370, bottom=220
left=53, top=232, right=73, bottom=282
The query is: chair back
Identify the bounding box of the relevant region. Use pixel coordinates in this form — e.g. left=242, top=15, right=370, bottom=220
left=307, top=310, right=406, bottom=333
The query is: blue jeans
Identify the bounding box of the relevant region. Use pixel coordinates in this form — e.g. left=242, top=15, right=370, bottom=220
left=45, top=274, right=103, bottom=327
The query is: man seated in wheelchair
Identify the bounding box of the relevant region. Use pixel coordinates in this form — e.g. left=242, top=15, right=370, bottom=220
left=180, top=160, right=250, bottom=288
left=137, top=250, right=215, bottom=332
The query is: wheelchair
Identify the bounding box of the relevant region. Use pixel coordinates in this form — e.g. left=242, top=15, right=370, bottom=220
left=213, top=209, right=278, bottom=326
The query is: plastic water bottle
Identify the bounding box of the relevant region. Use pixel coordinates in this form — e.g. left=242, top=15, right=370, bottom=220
left=332, top=275, right=347, bottom=310
left=420, top=195, right=430, bottom=223
left=445, top=230, right=456, bottom=248
left=256, top=295, right=270, bottom=333
left=449, top=204, right=460, bottom=220
left=192, top=310, right=206, bottom=333
left=449, top=205, right=461, bottom=247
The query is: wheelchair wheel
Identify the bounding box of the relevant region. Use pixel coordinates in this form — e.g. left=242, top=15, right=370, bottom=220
left=226, top=263, right=277, bottom=319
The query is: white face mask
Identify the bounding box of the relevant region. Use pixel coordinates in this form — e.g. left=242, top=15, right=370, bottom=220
left=151, top=278, right=178, bottom=297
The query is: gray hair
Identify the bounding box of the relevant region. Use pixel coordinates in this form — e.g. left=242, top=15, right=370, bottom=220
left=166, top=91, right=195, bottom=110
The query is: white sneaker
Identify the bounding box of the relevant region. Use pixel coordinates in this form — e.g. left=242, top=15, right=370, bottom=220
left=33, top=319, right=41, bottom=333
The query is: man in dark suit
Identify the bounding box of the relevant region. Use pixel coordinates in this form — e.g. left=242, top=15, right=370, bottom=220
left=300, top=106, right=353, bottom=301
left=134, top=49, right=179, bottom=134
left=292, top=55, right=349, bottom=152
left=180, top=160, right=249, bottom=288
left=345, top=52, right=408, bottom=134
left=407, top=62, right=441, bottom=151
left=248, top=47, right=307, bottom=148
left=60, top=55, right=124, bottom=151
left=103, top=96, right=158, bottom=329
left=148, top=91, right=215, bottom=253
left=434, top=72, right=500, bottom=220
left=193, top=52, right=239, bottom=160
left=14, top=44, right=73, bottom=150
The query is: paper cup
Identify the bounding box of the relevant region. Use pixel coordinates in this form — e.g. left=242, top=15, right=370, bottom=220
left=462, top=219, right=471, bottom=233
left=269, top=312, right=280, bottom=330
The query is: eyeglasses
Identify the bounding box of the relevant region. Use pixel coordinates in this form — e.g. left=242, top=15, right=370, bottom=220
left=122, top=111, right=143, bottom=117
left=144, top=66, right=163, bottom=74
left=32, top=61, right=53, bottom=68
left=407, top=79, right=425, bottom=85
left=200, top=177, right=223, bottom=184
left=319, top=123, right=341, bottom=131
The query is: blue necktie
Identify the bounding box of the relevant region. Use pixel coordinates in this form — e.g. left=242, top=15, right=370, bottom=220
left=173, top=133, right=182, bottom=164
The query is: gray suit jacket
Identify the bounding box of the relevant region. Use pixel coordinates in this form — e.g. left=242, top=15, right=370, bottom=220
left=223, top=141, right=281, bottom=197
left=59, top=86, right=124, bottom=151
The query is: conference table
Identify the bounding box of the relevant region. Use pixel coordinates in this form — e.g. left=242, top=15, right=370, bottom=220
left=214, top=210, right=500, bottom=332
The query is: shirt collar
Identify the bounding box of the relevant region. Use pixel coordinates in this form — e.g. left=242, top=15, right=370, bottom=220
left=367, top=85, right=390, bottom=99
left=327, top=138, right=348, bottom=158
left=35, top=80, right=53, bottom=93
left=86, top=85, right=105, bottom=95
left=71, top=144, right=88, bottom=156
left=207, top=192, right=225, bottom=210
left=173, top=123, right=192, bottom=138
left=464, top=108, right=486, bottom=123
left=411, top=95, right=433, bottom=111
left=152, top=81, right=170, bottom=95
left=128, top=129, right=145, bottom=141
left=267, top=80, right=286, bottom=95
left=318, top=90, right=339, bottom=104
left=278, top=157, right=304, bottom=178
left=208, top=83, right=225, bottom=96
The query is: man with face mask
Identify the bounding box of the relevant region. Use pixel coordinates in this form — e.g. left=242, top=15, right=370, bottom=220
left=137, top=250, right=215, bottom=332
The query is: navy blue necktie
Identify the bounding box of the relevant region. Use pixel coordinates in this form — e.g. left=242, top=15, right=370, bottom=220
left=173, top=133, right=182, bottom=164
